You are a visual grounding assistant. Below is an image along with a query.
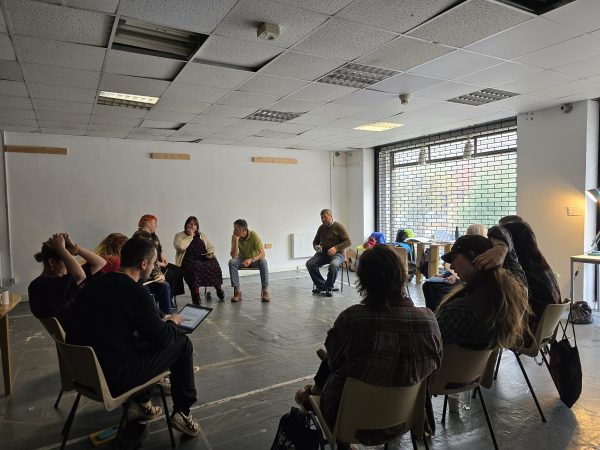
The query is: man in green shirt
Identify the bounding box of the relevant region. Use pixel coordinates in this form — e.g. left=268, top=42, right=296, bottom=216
left=306, top=209, right=351, bottom=297
left=229, top=219, right=269, bottom=302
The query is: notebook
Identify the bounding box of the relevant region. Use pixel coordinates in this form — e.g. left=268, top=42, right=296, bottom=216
left=174, top=304, right=212, bottom=333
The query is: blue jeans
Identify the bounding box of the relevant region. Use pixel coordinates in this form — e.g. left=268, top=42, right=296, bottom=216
left=147, top=281, right=172, bottom=315
left=228, top=257, right=269, bottom=289
left=306, top=252, right=344, bottom=290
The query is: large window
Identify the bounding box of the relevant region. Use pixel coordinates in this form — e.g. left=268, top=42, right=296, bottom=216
left=377, top=119, right=517, bottom=240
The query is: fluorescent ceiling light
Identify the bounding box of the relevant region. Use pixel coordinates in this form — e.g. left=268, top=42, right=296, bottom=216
left=447, top=88, right=518, bottom=106
left=354, top=122, right=403, bottom=132
left=318, top=63, right=399, bottom=89
left=98, top=91, right=159, bottom=110
left=246, top=109, right=303, bottom=123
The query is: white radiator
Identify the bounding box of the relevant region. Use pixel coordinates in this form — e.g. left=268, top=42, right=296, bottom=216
left=291, top=232, right=315, bottom=258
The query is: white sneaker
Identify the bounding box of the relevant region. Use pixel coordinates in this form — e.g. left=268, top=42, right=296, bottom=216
left=129, top=401, right=163, bottom=420
left=171, top=411, right=200, bottom=437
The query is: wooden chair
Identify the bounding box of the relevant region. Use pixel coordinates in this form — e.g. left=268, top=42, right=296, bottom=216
left=494, top=299, right=571, bottom=422
left=39, top=317, right=73, bottom=409
left=429, top=344, right=500, bottom=450
left=309, top=377, right=429, bottom=450
left=54, top=340, right=175, bottom=449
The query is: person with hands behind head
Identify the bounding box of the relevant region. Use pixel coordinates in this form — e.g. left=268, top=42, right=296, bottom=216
left=28, top=232, right=106, bottom=327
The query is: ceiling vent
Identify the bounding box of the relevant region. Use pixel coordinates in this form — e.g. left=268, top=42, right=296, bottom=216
left=245, top=110, right=303, bottom=123
left=447, top=88, right=518, bottom=106
left=317, top=63, right=399, bottom=89
left=494, top=0, right=576, bottom=15
left=97, top=91, right=159, bottom=110
left=113, top=18, right=208, bottom=60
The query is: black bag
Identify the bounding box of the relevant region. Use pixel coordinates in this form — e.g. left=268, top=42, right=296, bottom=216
left=547, top=313, right=582, bottom=408
left=271, top=407, right=321, bottom=450
left=419, top=249, right=431, bottom=278
left=569, top=301, right=593, bottom=324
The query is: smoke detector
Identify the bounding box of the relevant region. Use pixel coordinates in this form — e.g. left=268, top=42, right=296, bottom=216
left=257, top=22, right=279, bottom=41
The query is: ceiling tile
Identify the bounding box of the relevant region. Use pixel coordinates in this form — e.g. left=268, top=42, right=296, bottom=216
left=6, top=0, right=112, bottom=46
left=309, top=102, right=365, bottom=118
left=337, top=0, right=456, bottom=33
left=289, top=82, right=355, bottom=102
left=33, top=98, right=92, bottom=113
left=544, top=0, right=600, bottom=34
left=166, top=135, right=203, bottom=142
left=41, top=128, right=87, bottom=136
left=0, top=124, right=39, bottom=132
left=497, top=70, right=576, bottom=94
left=0, top=8, right=6, bottom=33
left=15, top=36, right=105, bottom=71
left=36, top=111, right=90, bottom=123
left=515, top=35, right=600, bottom=69
left=292, top=18, right=396, bottom=61
left=140, top=120, right=183, bottom=129
left=119, top=0, right=238, bottom=34
left=0, top=80, right=28, bottom=97
left=87, top=129, right=130, bottom=138
left=202, top=104, right=257, bottom=118
left=260, top=51, right=344, bottom=81
left=267, top=97, right=325, bottom=113
left=38, top=120, right=88, bottom=130
left=22, top=63, right=99, bottom=89
left=456, top=62, right=543, bottom=87
left=143, top=110, right=197, bottom=123
left=105, top=50, right=184, bottom=81
left=275, top=0, right=352, bottom=14
left=357, top=36, right=454, bottom=72
left=0, top=117, right=38, bottom=127
left=527, top=79, right=600, bottom=99
left=333, top=89, right=396, bottom=107
left=238, top=74, right=308, bottom=97
left=0, top=34, right=16, bottom=60
left=28, top=82, right=97, bottom=103
left=0, top=60, right=22, bottom=81
left=552, top=54, right=600, bottom=79
left=153, top=97, right=210, bottom=114
left=100, top=73, right=171, bottom=97
left=91, top=115, right=142, bottom=126
left=269, top=123, right=315, bottom=134
left=175, top=62, right=252, bottom=88
left=466, top=17, right=581, bottom=60
left=194, top=35, right=283, bottom=69
left=0, top=108, right=36, bottom=120
left=409, top=0, right=531, bottom=48
left=126, top=133, right=168, bottom=141
left=36, top=0, right=120, bottom=14
left=217, top=91, right=280, bottom=108
left=161, top=82, right=228, bottom=103
left=369, top=72, right=445, bottom=95
left=178, top=123, right=221, bottom=135
left=412, top=81, right=481, bottom=101
left=213, top=0, right=327, bottom=48
left=408, top=50, right=502, bottom=81
left=0, top=95, right=32, bottom=109
left=190, top=115, right=239, bottom=126
left=93, top=104, right=147, bottom=118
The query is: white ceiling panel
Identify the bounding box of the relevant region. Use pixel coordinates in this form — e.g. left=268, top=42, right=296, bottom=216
left=489, top=93, right=560, bottom=113
left=166, top=135, right=203, bottom=142
left=0, top=34, right=16, bottom=60
left=87, top=129, right=130, bottom=138
left=190, top=115, right=239, bottom=127
left=289, top=82, right=356, bottom=102
left=33, top=98, right=92, bottom=113
left=497, top=70, right=576, bottom=94
left=100, top=73, right=170, bottom=97
left=178, top=123, right=221, bottom=135
left=275, top=0, right=352, bottom=14
left=333, top=89, right=397, bottom=107
left=0, top=117, right=38, bottom=127
left=544, top=0, right=600, bottom=34
left=28, top=82, right=97, bottom=103
left=527, top=79, right=600, bottom=99
left=337, top=0, right=456, bottom=33
left=119, top=0, right=238, bottom=34
left=309, top=102, right=365, bottom=118
left=0, top=95, right=32, bottom=109
left=143, top=110, right=197, bottom=123
left=217, top=91, right=280, bottom=108
left=267, top=97, right=325, bottom=113
left=15, top=36, right=105, bottom=71
left=0, top=108, right=36, bottom=120
left=0, top=80, right=27, bottom=97
left=126, top=133, right=168, bottom=141
left=37, top=0, right=120, bottom=14
left=515, top=35, right=600, bottom=69
left=213, top=0, right=327, bottom=48
left=6, top=0, right=112, bottom=46
left=175, top=63, right=252, bottom=88
left=36, top=111, right=90, bottom=123
left=93, top=104, right=147, bottom=118
left=140, top=120, right=182, bottom=129
left=194, top=35, right=283, bottom=69
left=91, top=115, right=142, bottom=126
left=153, top=97, right=210, bottom=114
left=269, top=123, right=315, bottom=134
left=260, top=51, right=344, bottom=81
left=357, top=36, right=454, bottom=72
left=161, top=82, right=228, bottom=103
left=202, top=104, right=257, bottom=118
left=370, top=72, right=445, bottom=95
left=0, top=60, right=22, bottom=81
left=413, top=81, right=481, bottom=101
left=238, top=75, right=308, bottom=97
left=104, top=50, right=184, bottom=81
left=38, top=120, right=88, bottom=130
left=409, top=0, right=531, bottom=48
left=129, top=127, right=173, bottom=136
left=456, top=62, right=542, bottom=87
left=292, top=18, right=396, bottom=61
left=0, top=8, right=6, bottom=33
left=0, top=124, right=38, bottom=132
left=41, top=128, right=86, bottom=136
left=553, top=54, right=600, bottom=79
left=408, top=50, right=502, bottom=81
left=22, top=63, right=99, bottom=89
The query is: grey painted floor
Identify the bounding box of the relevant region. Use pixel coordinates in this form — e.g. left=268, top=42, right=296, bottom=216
left=1, top=270, right=599, bottom=450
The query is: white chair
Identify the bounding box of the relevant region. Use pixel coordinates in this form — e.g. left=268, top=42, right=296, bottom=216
left=39, top=317, right=73, bottom=409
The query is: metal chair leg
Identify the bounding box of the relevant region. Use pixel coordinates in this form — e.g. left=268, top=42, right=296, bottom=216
left=114, top=399, right=130, bottom=449
left=493, top=349, right=503, bottom=380
left=60, top=393, right=81, bottom=449
left=477, top=387, right=498, bottom=450
left=441, top=395, right=448, bottom=425
left=158, top=384, right=176, bottom=448
left=513, top=351, right=546, bottom=422
left=54, top=388, right=64, bottom=409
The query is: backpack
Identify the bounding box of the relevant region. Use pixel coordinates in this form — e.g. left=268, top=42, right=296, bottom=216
left=419, top=249, right=431, bottom=278
left=569, top=301, right=593, bottom=324
left=270, top=407, right=321, bottom=450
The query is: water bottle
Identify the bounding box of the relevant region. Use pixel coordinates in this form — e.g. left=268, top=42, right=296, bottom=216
left=454, top=226, right=459, bottom=240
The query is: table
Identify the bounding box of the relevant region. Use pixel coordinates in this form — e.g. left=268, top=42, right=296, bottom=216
left=570, top=254, right=600, bottom=311
left=410, top=241, right=453, bottom=284
left=0, top=292, right=21, bottom=395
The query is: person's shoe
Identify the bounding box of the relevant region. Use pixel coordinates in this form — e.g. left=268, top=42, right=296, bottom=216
left=312, top=287, right=324, bottom=294
left=231, top=288, right=242, bottom=302
left=325, top=289, right=333, bottom=297
left=129, top=401, right=163, bottom=420
left=261, top=289, right=270, bottom=302
left=191, top=292, right=200, bottom=305
left=158, top=377, right=171, bottom=396
left=193, top=365, right=200, bottom=374
left=294, top=384, right=314, bottom=411
left=216, top=288, right=225, bottom=300
left=171, top=411, right=201, bottom=437
left=316, top=348, right=327, bottom=362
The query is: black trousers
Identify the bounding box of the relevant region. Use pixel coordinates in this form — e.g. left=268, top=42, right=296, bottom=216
left=422, top=281, right=453, bottom=311
left=109, top=333, right=197, bottom=414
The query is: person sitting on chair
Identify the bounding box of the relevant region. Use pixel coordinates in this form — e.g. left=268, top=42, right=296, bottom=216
left=228, top=219, right=270, bottom=302
left=95, top=232, right=128, bottom=273
left=66, top=237, right=201, bottom=437
left=306, top=209, right=351, bottom=297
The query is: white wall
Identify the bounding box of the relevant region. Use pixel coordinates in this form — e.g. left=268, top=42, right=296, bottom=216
left=346, top=148, right=375, bottom=249
left=4, top=132, right=347, bottom=295
left=517, top=100, right=599, bottom=300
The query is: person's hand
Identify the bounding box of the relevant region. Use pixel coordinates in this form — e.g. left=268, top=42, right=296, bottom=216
left=153, top=274, right=166, bottom=283
left=242, top=258, right=253, bottom=268
left=157, top=260, right=167, bottom=268
left=61, top=233, right=80, bottom=255
left=327, top=247, right=337, bottom=257
left=445, top=274, right=458, bottom=284
left=232, top=230, right=240, bottom=241
left=46, top=234, right=66, bottom=251
left=166, top=313, right=183, bottom=325
left=473, top=244, right=507, bottom=271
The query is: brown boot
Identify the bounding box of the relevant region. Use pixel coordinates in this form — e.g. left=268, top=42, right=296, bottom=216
left=261, top=289, right=270, bottom=302
left=231, top=288, right=242, bottom=302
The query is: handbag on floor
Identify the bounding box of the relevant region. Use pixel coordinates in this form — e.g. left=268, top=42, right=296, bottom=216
left=569, top=301, right=593, bottom=324
left=547, top=310, right=582, bottom=408
left=271, top=407, right=321, bottom=450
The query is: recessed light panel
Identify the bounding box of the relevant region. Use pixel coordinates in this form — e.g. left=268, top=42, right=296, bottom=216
left=447, top=88, right=518, bottom=106
left=354, top=122, right=403, bottom=132
left=98, top=91, right=159, bottom=109
left=318, top=63, right=399, bottom=89
left=246, top=109, right=303, bottom=123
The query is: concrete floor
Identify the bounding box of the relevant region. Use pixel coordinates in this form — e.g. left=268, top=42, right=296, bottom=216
left=1, top=269, right=599, bottom=450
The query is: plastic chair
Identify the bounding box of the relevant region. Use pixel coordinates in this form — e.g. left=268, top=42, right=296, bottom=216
left=429, top=344, right=499, bottom=450
left=54, top=340, right=175, bottom=449
left=309, top=377, right=429, bottom=450
left=493, top=299, right=571, bottom=422
left=39, top=317, right=73, bottom=409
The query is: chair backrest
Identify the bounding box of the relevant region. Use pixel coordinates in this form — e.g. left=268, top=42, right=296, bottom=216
left=523, top=299, right=571, bottom=356
left=54, top=340, right=115, bottom=409
left=429, top=344, right=495, bottom=395
left=387, top=245, right=408, bottom=273
left=40, top=317, right=73, bottom=391
left=333, top=377, right=426, bottom=444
